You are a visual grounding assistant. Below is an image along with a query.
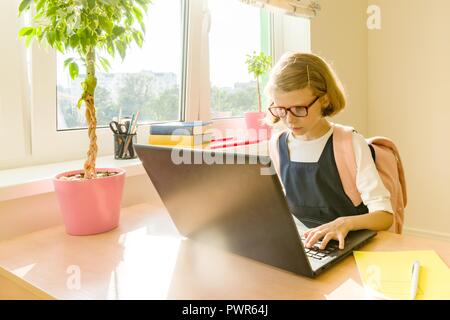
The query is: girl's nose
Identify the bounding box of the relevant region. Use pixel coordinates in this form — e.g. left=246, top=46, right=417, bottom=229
left=286, top=111, right=296, bottom=123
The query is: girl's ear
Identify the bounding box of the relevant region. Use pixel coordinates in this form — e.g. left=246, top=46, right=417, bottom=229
left=320, top=94, right=334, bottom=117
left=320, top=94, right=330, bottom=107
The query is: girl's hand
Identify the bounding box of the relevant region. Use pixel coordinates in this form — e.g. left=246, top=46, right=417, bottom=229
left=303, top=217, right=352, bottom=250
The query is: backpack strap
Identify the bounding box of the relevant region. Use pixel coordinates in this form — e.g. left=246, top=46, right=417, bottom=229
left=268, top=128, right=290, bottom=178
left=332, top=123, right=363, bottom=207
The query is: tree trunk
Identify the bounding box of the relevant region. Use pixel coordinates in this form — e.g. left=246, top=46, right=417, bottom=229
left=83, top=48, right=98, bottom=179
left=256, top=76, right=262, bottom=113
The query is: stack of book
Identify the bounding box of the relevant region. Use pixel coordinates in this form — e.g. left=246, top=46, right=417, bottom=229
left=148, top=121, right=213, bottom=148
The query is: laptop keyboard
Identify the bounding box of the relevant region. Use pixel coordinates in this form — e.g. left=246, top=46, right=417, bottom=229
left=300, top=235, right=339, bottom=260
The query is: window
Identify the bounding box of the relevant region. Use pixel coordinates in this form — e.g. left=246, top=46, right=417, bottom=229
left=208, top=0, right=271, bottom=119
left=56, top=0, right=183, bottom=130
left=1, top=0, right=311, bottom=169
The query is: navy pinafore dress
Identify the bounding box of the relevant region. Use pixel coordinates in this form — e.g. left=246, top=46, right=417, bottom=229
left=278, top=131, right=368, bottom=227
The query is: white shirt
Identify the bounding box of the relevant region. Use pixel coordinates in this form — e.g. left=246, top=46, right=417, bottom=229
left=276, top=126, right=393, bottom=214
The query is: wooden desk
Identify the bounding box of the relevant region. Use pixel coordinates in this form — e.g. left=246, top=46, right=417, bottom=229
left=0, top=203, right=449, bottom=300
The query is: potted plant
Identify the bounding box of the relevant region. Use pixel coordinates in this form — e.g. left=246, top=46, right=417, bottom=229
left=244, top=51, right=272, bottom=139
left=18, top=0, right=151, bottom=235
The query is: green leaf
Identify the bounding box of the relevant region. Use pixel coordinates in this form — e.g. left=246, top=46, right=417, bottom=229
left=135, top=0, right=150, bottom=12
left=69, top=62, right=79, bottom=80
left=138, top=19, right=146, bottom=34
left=64, top=58, right=74, bottom=69
left=55, top=30, right=61, bottom=42
left=78, top=30, right=88, bottom=51
left=32, top=12, right=43, bottom=21
left=47, top=6, right=57, bottom=16
left=106, top=39, right=115, bottom=57
left=77, top=97, right=84, bottom=109
left=132, top=32, right=143, bottom=47
left=36, top=0, right=46, bottom=12
left=99, top=57, right=110, bottom=71
left=132, top=6, right=144, bottom=24
left=125, top=15, right=135, bottom=28
left=115, top=40, right=126, bottom=60
left=18, top=0, right=32, bottom=15
left=36, top=27, right=44, bottom=41
left=18, top=27, right=34, bottom=37
left=69, top=34, right=79, bottom=48
left=99, top=16, right=113, bottom=33
left=46, top=31, right=55, bottom=46
left=112, top=26, right=125, bottom=38
left=55, top=41, right=65, bottom=53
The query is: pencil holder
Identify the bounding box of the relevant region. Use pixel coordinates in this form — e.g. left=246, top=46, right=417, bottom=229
left=114, top=133, right=137, bottom=160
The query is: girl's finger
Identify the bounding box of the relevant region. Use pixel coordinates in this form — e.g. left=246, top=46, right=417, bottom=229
left=306, top=226, right=320, bottom=234
left=303, top=229, right=313, bottom=237
left=320, top=233, right=334, bottom=250
left=337, top=233, right=345, bottom=250
left=304, top=228, right=318, bottom=243
left=305, top=228, right=322, bottom=246
left=306, top=229, right=326, bottom=248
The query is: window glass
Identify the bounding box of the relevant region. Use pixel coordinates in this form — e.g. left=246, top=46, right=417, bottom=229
left=208, top=0, right=268, bottom=119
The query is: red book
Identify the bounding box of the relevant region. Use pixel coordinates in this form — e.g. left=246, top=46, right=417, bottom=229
left=210, top=137, right=261, bottom=149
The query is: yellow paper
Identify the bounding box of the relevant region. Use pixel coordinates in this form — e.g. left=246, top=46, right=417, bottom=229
left=353, top=250, right=450, bottom=300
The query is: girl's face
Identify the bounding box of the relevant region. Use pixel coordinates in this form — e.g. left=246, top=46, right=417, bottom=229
left=271, top=87, right=328, bottom=138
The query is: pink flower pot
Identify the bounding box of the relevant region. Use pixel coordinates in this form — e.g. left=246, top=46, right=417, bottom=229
left=53, top=168, right=126, bottom=236
left=244, top=111, right=272, bottom=140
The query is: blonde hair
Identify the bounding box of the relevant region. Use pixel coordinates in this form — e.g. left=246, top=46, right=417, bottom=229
left=265, top=52, right=346, bottom=125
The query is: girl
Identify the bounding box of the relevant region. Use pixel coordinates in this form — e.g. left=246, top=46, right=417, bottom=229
left=266, top=52, right=393, bottom=251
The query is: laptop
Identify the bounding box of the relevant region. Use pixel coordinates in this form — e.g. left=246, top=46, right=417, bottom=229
left=134, top=144, right=377, bottom=278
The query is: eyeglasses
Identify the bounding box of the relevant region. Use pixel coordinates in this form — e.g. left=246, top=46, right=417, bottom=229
left=268, top=96, right=321, bottom=118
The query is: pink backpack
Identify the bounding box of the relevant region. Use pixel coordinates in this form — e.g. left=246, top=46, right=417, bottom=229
left=333, top=124, right=407, bottom=234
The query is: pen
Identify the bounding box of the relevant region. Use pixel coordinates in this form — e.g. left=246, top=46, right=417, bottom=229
left=127, top=113, right=135, bottom=134
left=122, top=111, right=140, bottom=158
left=410, top=260, right=420, bottom=300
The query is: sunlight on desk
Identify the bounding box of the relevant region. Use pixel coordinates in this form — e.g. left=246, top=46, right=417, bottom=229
left=13, top=263, right=37, bottom=278
left=107, top=230, right=182, bottom=299
left=325, top=278, right=378, bottom=300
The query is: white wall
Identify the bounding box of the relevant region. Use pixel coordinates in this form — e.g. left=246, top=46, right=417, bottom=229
left=368, top=0, right=450, bottom=240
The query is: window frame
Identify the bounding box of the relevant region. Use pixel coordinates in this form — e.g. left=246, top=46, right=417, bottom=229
left=28, top=0, right=193, bottom=165
left=0, top=0, right=32, bottom=170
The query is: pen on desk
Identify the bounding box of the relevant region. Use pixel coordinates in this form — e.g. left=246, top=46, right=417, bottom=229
left=410, top=260, right=420, bottom=300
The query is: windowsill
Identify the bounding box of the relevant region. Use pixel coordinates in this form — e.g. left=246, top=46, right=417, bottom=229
left=0, top=140, right=269, bottom=203
left=0, top=155, right=144, bottom=202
